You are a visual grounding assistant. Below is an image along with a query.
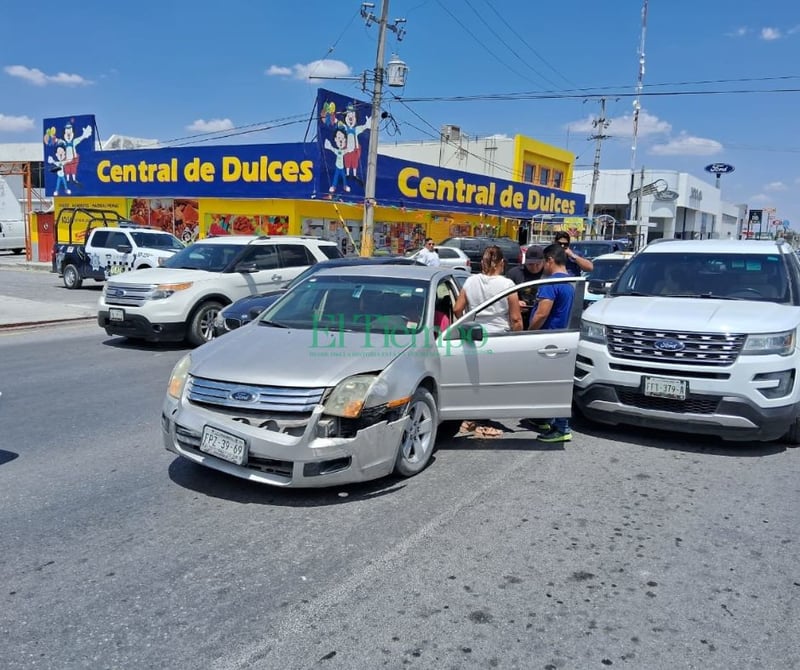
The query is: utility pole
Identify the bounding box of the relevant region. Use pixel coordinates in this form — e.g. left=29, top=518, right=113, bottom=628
left=359, top=1, right=406, bottom=257
left=587, top=97, right=610, bottom=239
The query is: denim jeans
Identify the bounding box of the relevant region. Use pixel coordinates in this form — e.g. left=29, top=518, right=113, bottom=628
left=549, top=417, right=571, bottom=434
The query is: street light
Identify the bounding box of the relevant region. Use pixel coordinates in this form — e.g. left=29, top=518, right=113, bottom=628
left=359, top=1, right=407, bottom=257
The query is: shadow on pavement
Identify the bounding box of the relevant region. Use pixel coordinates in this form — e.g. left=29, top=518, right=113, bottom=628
left=571, top=413, right=788, bottom=457
left=101, top=336, right=191, bottom=353
left=167, top=457, right=409, bottom=506
left=0, top=450, right=19, bottom=466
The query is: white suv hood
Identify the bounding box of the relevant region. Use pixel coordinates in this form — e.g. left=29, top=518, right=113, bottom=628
left=107, top=267, right=220, bottom=284
left=586, top=296, right=800, bottom=333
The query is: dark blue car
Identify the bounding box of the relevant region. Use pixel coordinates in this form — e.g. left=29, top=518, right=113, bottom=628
left=213, top=255, right=423, bottom=336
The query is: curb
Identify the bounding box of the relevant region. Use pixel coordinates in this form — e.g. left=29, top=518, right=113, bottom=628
left=0, top=263, right=53, bottom=273
left=0, top=316, right=95, bottom=330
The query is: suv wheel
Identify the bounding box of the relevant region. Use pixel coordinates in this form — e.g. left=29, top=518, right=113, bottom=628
left=781, top=417, right=800, bottom=447
left=187, top=300, right=224, bottom=346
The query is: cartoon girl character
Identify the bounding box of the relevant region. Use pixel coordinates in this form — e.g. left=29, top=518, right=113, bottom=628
left=47, top=145, right=70, bottom=195
left=324, top=127, right=350, bottom=193
left=60, top=122, right=93, bottom=185
left=342, top=102, right=370, bottom=182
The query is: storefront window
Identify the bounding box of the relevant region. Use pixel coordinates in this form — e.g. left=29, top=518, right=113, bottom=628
left=523, top=164, right=535, bottom=183
left=553, top=170, right=563, bottom=189
left=539, top=167, right=551, bottom=186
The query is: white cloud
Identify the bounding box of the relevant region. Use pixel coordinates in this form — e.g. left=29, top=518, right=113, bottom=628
left=760, top=27, right=782, bottom=40
left=0, top=113, right=35, bottom=132
left=4, top=64, right=92, bottom=86
left=748, top=193, right=770, bottom=203
left=565, top=109, right=671, bottom=138
left=726, top=27, right=749, bottom=37
left=765, top=181, right=787, bottom=192
left=186, top=118, right=235, bottom=132
left=266, top=59, right=352, bottom=82
left=789, top=25, right=800, bottom=35
left=650, top=132, right=723, bottom=156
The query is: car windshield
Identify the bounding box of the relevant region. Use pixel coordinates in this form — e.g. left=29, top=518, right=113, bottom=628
left=587, top=258, right=627, bottom=282
left=161, top=243, right=242, bottom=272
left=129, top=231, right=184, bottom=251
left=260, top=275, right=430, bottom=333
left=611, top=252, right=794, bottom=303
left=571, top=242, right=617, bottom=259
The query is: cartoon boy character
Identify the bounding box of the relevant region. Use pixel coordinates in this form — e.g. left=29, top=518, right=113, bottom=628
left=324, top=127, right=350, bottom=193
left=47, top=145, right=70, bottom=195
left=342, top=102, right=370, bottom=183
left=60, top=122, right=93, bottom=185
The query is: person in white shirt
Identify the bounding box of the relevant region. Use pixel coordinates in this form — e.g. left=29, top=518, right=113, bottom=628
left=454, top=245, right=522, bottom=333
left=417, top=238, right=441, bottom=266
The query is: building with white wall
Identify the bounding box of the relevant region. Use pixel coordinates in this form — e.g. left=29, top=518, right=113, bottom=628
left=572, top=169, right=747, bottom=244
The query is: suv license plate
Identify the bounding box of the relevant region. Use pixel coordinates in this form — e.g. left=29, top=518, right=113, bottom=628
left=109, top=308, right=124, bottom=321
left=200, top=426, right=247, bottom=465
left=643, top=376, right=687, bottom=400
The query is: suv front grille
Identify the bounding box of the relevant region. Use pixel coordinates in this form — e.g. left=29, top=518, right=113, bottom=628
left=607, top=327, right=745, bottom=366
left=617, top=388, right=720, bottom=414
left=104, top=282, right=154, bottom=307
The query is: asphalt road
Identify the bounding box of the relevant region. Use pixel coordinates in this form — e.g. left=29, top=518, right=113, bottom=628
left=0, top=322, right=798, bottom=670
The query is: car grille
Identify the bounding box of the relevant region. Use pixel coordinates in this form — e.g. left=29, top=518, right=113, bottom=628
left=224, top=317, right=242, bottom=330
left=606, top=327, right=745, bottom=366
left=617, top=388, right=720, bottom=414
left=188, top=377, right=326, bottom=413
left=104, top=282, right=154, bottom=307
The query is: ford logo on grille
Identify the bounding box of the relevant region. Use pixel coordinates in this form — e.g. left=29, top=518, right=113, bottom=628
left=107, top=288, right=125, bottom=297
left=230, top=389, right=257, bottom=402
left=654, top=338, right=685, bottom=352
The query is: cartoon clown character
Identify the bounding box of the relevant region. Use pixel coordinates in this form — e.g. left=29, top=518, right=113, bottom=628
left=342, top=102, right=370, bottom=182
left=60, top=122, right=93, bottom=185
left=47, top=145, right=70, bottom=195
left=324, top=127, right=350, bottom=193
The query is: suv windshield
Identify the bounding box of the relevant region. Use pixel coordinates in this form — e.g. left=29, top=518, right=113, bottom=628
left=571, top=241, right=623, bottom=260
left=261, top=275, right=429, bottom=333
left=162, top=243, right=243, bottom=272
left=611, top=252, right=794, bottom=303
left=129, top=231, right=184, bottom=251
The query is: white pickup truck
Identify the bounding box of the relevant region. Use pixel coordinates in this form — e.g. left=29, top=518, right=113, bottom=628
left=53, top=224, right=184, bottom=289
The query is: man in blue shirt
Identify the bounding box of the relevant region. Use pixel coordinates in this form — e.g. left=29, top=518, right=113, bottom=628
left=528, top=243, right=575, bottom=442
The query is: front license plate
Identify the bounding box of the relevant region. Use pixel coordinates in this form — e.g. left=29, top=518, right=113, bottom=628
left=109, top=308, right=124, bottom=321
left=643, top=376, right=687, bottom=400
left=200, top=426, right=247, bottom=465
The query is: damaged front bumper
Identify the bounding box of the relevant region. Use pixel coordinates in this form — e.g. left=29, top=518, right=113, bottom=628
left=161, top=395, right=409, bottom=488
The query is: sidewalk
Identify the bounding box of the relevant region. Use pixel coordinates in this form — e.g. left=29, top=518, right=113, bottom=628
left=0, top=256, right=96, bottom=328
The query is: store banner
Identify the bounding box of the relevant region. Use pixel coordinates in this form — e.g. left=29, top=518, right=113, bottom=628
left=376, top=155, right=586, bottom=218
left=42, top=115, right=99, bottom=197
left=41, top=140, right=318, bottom=199
left=315, top=88, right=372, bottom=198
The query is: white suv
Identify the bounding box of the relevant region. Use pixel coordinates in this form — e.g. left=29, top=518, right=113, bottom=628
left=98, top=235, right=342, bottom=346
left=575, top=239, right=800, bottom=445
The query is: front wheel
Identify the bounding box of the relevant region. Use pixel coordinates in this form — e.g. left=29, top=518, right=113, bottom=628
left=394, top=388, right=438, bottom=477
left=186, top=300, right=224, bottom=346
left=63, top=264, right=83, bottom=289
left=781, top=417, right=800, bottom=448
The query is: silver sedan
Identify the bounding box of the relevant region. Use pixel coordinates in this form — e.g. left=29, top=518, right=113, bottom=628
left=161, top=266, right=583, bottom=487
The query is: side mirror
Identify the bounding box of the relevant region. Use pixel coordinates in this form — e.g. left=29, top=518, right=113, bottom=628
left=116, top=244, right=133, bottom=254
left=247, top=306, right=264, bottom=321
left=235, top=261, right=259, bottom=273
left=466, top=323, right=484, bottom=342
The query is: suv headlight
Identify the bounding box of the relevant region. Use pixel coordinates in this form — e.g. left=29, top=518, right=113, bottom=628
left=152, top=282, right=193, bottom=300
left=580, top=319, right=607, bottom=344
left=167, top=354, right=192, bottom=399
left=742, top=330, right=795, bottom=356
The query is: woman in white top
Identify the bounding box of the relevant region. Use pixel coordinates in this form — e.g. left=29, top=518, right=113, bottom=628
left=454, top=245, right=523, bottom=333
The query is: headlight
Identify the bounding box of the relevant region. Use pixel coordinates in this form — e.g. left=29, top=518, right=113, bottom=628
left=324, top=374, right=380, bottom=418
left=151, top=282, right=193, bottom=300
left=580, top=319, right=606, bottom=344
left=742, top=330, right=795, bottom=356
left=167, top=354, right=192, bottom=399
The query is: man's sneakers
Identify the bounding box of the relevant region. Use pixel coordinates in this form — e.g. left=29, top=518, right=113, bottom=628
left=520, top=419, right=551, bottom=433
left=537, top=429, right=572, bottom=443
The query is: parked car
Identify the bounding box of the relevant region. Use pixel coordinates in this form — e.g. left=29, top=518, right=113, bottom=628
left=438, top=236, right=521, bottom=274
left=213, top=255, right=424, bottom=336
left=98, top=235, right=342, bottom=346
left=582, top=251, right=635, bottom=308
left=575, top=238, right=800, bottom=445
left=570, top=239, right=630, bottom=261
left=162, top=266, right=584, bottom=487
left=404, top=245, right=471, bottom=271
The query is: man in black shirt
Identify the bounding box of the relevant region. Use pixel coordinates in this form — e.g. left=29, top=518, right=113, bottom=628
left=508, top=245, right=545, bottom=322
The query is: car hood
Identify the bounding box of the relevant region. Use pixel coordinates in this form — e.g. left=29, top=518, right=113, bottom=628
left=224, top=290, right=285, bottom=316
left=190, top=324, right=412, bottom=387
left=107, top=267, right=219, bottom=284
left=586, top=296, right=800, bottom=333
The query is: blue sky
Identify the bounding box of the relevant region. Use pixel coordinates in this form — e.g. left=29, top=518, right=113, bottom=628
left=2, top=0, right=798, bottom=225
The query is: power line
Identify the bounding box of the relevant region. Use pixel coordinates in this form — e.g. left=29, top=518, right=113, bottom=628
left=163, top=115, right=310, bottom=147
